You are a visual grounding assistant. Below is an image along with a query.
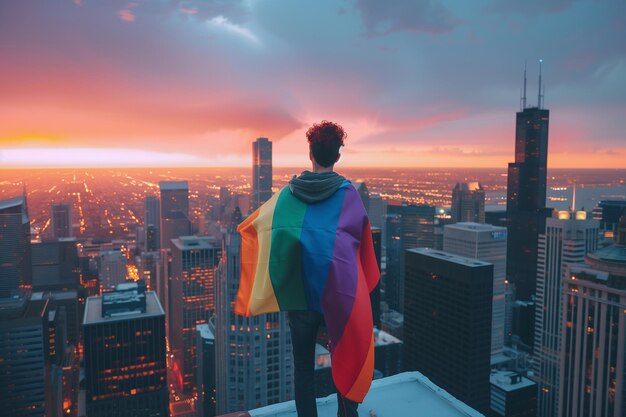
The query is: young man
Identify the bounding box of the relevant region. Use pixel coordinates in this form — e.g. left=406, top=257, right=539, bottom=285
left=236, top=121, right=380, bottom=417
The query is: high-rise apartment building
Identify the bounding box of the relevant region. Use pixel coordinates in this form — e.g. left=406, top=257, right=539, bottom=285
left=385, top=203, right=436, bottom=313
left=51, top=203, right=72, bottom=238
left=252, top=137, right=272, bottom=210
left=83, top=281, right=168, bottom=417
left=160, top=181, right=191, bottom=251
left=196, top=323, right=216, bottom=417
left=506, top=66, right=551, bottom=301
left=490, top=371, right=537, bottom=417
left=144, top=196, right=161, bottom=251
left=170, top=236, right=220, bottom=394
left=451, top=182, right=485, bottom=224
left=404, top=248, right=493, bottom=415
left=214, top=231, right=293, bottom=414
left=98, top=249, right=126, bottom=290
left=31, top=238, right=80, bottom=291
left=0, top=296, right=50, bottom=417
left=0, top=196, right=31, bottom=297
left=592, top=200, right=626, bottom=240
left=559, top=216, right=626, bottom=417
left=533, top=210, right=598, bottom=417
left=443, top=222, right=507, bottom=358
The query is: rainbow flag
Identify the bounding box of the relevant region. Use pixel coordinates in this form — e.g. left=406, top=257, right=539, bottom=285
left=235, top=181, right=380, bottom=402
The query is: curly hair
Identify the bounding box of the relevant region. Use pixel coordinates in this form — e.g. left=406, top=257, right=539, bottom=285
left=306, top=120, right=346, bottom=167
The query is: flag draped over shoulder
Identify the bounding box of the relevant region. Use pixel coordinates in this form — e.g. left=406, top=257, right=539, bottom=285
left=235, top=181, right=380, bottom=403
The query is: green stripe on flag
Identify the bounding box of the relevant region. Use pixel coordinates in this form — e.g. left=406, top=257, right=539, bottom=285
left=269, top=188, right=308, bottom=309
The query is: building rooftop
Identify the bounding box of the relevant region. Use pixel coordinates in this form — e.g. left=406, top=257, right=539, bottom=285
left=197, top=323, right=215, bottom=340
left=490, top=370, right=535, bottom=392
left=407, top=248, right=492, bottom=268
left=0, top=297, right=48, bottom=321
left=446, top=222, right=506, bottom=232
left=159, top=181, right=188, bottom=191
left=221, top=372, right=482, bottom=417
left=0, top=195, right=25, bottom=211
left=374, top=328, right=401, bottom=346
left=83, top=290, right=164, bottom=325
left=172, top=235, right=217, bottom=251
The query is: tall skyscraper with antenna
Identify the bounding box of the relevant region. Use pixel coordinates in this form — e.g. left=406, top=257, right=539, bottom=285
left=506, top=60, right=551, bottom=302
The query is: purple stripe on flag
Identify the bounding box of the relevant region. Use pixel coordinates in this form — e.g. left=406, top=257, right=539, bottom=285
left=321, top=186, right=365, bottom=347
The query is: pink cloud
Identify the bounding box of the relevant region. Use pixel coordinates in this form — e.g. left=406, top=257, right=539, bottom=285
left=118, top=2, right=139, bottom=22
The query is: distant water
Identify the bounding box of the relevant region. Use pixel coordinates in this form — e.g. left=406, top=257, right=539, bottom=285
left=485, top=185, right=626, bottom=212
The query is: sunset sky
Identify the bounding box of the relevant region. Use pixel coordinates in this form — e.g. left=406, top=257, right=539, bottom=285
left=1, top=0, right=625, bottom=168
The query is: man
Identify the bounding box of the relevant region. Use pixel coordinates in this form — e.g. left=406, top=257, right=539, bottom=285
left=236, top=121, right=379, bottom=417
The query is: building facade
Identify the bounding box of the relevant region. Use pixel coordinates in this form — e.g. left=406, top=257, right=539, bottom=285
left=559, top=217, right=626, bottom=417
left=144, top=196, right=161, bottom=251
left=506, top=105, right=551, bottom=301
left=0, top=297, right=50, bottom=417
left=170, top=236, right=220, bottom=394
left=0, top=196, right=31, bottom=297
left=404, top=248, right=493, bottom=415
left=533, top=211, right=598, bottom=417
left=160, top=181, right=191, bottom=252
left=252, top=137, right=272, bottom=211
left=83, top=282, right=168, bottom=417
left=443, top=222, right=507, bottom=358
left=214, top=231, right=293, bottom=414
left=451, top=182, right=485, bottom=224
left=51, top=203, right=72, bottom=238
left=385, top=203, right=436, bottom=313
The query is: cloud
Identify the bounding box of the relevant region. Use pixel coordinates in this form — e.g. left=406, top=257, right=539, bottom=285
left=118, top=2, right=139, bottom=22
left=489, top=0, right=581, bottom=16
left=208, top=15, right=260, bottom=44
left=354, top=0, right=458, bottom=35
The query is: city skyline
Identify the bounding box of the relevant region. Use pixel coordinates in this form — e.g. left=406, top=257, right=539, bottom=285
left=1, top=1, right=625, bottom=169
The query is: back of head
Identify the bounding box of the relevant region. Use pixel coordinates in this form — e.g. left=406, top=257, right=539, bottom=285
left=307, top=121, right=346, bottom=167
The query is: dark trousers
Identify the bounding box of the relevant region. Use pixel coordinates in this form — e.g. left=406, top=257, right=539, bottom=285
left=288, top=311, right=359, bottom=417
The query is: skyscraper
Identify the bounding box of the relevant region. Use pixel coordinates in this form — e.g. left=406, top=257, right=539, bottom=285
left=371, top=226, right=382, bottom=328
left=83, top=281, right=168, bottom=417
left=559, top=215, right=626, bottom=417
left=31, top=238, right=80, bottom=291
left=196, top=323, right=216, bottom=417
left=214, top=231, right=293, bottom=414
left=144, top=196, right=160, bottom=251
left=51, top=203, right=72, bottom=238
left=98, top=249, right=126, bottom=290
left=160, top=181, right=191, bottom=252
left=170, top=236, right=220, bottom=394
left=0, top=296, right=50, bottom=417
left=451, top=182, right=485, bottom=224
left=506, top=63, right=551, bottom=301
left=443, top=222, right=507, bottom=359
left=252, top=137, right=272, bottom=210
left=385, top=203, right=436, bottom=313
left=404, top=248, right=493, bottom=415
left=534, top=210, right=598, bottom=417
left=0, top=196, right=31, bottom=297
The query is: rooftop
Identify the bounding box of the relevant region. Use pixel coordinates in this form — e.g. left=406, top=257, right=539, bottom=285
left=222, top=372, right=483, bottom=417
left=83, top=290, right=164, bottom=325
left=172, top=235, right=218, bottom=250
left=445, top=222, right=506, bottom=232
left=197, top=323, right=215, bottom=340
left=407, top=248, right=492, bottom=268
left=490, top=370, right=535, bottom=392
left=159, top=181, right=188, bottom=191
left=0, top=195, right=25, bottom=211
left=374, top=328, right=401, bottom=346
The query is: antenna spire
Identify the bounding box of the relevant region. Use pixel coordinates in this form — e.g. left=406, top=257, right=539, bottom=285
left=538, top=59, right=543, bottom=109
left=571, top=182, right=577, bottom=212
left=522, top=61, right=527, bottom=110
